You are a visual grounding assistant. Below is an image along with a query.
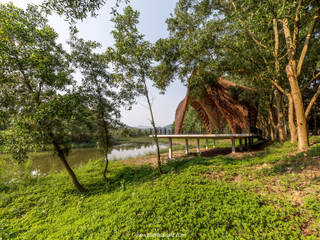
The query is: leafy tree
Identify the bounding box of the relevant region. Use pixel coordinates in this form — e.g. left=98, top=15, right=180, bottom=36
left=108, top=6, right=163, bottom=174
left=0, top=3, right=88, bottom=192
left=42, top=0, right=128, bottom=21
left=227, top=0, right=320, bottom=150
left=154, top=0, right=320, bottom=150
left=69, top=37, right=134, bottom=178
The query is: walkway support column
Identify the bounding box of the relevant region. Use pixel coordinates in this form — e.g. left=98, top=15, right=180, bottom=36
left=205, top=139, right=209, bottom=150
left=212, top=138, right=216, bottom=148
left=239, top=138, right=243, bottom=151
left=185, top=139, right=189, bottom=155
left=169, top=138, right=173, bottom=159
left=232, top=137, right=236, bottom=153
left=197, top=138, right=200, bottom=153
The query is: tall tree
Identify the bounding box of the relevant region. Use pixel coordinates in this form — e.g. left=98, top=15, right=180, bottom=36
left=0, top=3, right=87, bottom=192
left=154, top=0, right=320, bottom=150
left=69, top=37, right=134, bottom=178
left=108, top=6, right=163, bottom=174
left=224, top=0, right=320, bottom=149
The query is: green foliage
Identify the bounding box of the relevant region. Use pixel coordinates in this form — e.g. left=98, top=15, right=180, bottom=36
left=109, top=5, right=163, bottom=173
left=42, top=0, right=129, bottom=21
left=181, top=107, right=205, bottom=133
left=69, top=36, right=134, bottom=160
left=0, top=3, right=91, bottom=191
left=1, top=137, right=320, bottom=239
left=111, top=128, right=148, bottom=139
left=0, top=3, right=90, bottom=161
left=153, top=0, right=320, bottom=144
left=108, top=5, right=153, bottom=94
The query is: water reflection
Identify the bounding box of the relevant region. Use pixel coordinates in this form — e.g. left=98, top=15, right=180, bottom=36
left=109, top=143, right=167, bottom=160
left=2, top=142, right=167, bottom=175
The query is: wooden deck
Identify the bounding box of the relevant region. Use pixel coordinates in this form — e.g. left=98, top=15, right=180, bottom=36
left=150, top=134, right=260, bottom=159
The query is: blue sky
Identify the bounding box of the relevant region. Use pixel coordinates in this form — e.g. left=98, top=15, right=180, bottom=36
left=4, top=0, right=187, bottom=127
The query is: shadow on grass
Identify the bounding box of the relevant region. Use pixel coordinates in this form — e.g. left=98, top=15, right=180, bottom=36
left=73, top=140, right=271, bottom=196
left=267, top=144, right=320, bottom=176
left=76, top=164, right=159, bottom=196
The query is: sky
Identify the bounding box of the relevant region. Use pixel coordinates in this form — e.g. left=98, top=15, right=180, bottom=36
left=3, top=0, right=187, bottom=128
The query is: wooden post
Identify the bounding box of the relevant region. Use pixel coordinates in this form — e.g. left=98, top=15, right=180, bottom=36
left=169, top=138, right=173, bottom=159
left=239, top=138, right=243, bottom=151
left=196, top=138, right=200, bottom=153
left=185, top=139, right=189, bottom=155
left=205, top=139, right=209, bottom=150
left=212, top=138, right=216, bottom=148
left=245, top=137, right=248, bottom=146
left=247, top=137, right=251, bottom=151
left=231, top=137, right=236, bottom=153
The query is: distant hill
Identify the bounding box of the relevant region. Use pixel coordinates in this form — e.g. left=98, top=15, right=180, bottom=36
left=132, top=124, right=173, bottom=130
left=134, top=125, right=152, bottom=129
left=162, top=124, right=173, bottom=130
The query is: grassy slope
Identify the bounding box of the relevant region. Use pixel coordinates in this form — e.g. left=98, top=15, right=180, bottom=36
left=0, top=137, right=320, bottom=239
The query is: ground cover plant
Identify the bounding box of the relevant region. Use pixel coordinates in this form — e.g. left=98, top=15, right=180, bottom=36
left=1, top=136, right=319, bottom=239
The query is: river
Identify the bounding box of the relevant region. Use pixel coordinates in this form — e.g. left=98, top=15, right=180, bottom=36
left=1, top=143, right=168, bottom=175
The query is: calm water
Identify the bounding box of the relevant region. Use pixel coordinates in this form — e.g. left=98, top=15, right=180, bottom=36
left=2, top=143, right=167, bottom=175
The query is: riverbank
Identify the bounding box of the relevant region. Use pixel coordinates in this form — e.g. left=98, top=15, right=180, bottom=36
left=0, top=138, right=232, bottom=178
left=1, top=136, right=320, bottom=239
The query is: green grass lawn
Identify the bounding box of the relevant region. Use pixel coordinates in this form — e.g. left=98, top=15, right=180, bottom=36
left=1, top=137, right=320, bottom=239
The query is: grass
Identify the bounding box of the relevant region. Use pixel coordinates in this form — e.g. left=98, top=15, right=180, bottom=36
left=0, top=136, right=320, bottom=239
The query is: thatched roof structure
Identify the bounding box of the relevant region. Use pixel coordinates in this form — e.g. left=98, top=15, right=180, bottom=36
left=175, top=77, right=258, bottom=134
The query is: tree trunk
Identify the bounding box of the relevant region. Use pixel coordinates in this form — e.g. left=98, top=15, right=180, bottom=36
left=314, top=110, right=317, bottom=135
left=275, top=90, right=286, bottom=142
left=305, top=83, right=320, bottom=119
left=103, top=155, right=109, bottom=179
left=268, top=117, right=276, bottom=141
left=286, top=64, right=309, bottom=150
left=272, top=18, right=286, bottom=142
left=142, top=76, right=162, bottom=174
left=288, top=94, right=298, bottom=143
left=101, top=118, right=110, bottom=179
left=51, top=136, right=86, bottom=193
left=268, top=105, right=277, bottom=141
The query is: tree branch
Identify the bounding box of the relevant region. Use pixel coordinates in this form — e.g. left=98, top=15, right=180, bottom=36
left=231, top=0, right=268, bottom=49
left=292, top=0, right=302, bottom=54
left=273, top=18, right=282, bottom=84
left=302, top=71, right=320, bottom=91
left=270, top=79, right=289, bottom=96
left=281, top=18, right=294, bottom=60
left=297, top=6, right=320, bottom=77
left=305, top=83, right=320, bottom=118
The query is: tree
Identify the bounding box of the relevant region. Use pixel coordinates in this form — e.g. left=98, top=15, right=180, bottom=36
left=154, top=0, right=320, bottom=150
left=229, top=0, right=320, bottom=149
left=42, top=0, right=128, bottom=21
left=108, top=6, right=163, bottom=174
left=0, top=3, right=87, bottom=192
left=69, top=37, right=134, bottom=178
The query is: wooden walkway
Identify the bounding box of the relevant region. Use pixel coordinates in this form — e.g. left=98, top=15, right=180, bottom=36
left=150, top=134, right=260, bottom=159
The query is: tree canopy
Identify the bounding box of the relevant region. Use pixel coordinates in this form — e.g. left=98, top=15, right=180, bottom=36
left=152, top=0, right=320, bottom=151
